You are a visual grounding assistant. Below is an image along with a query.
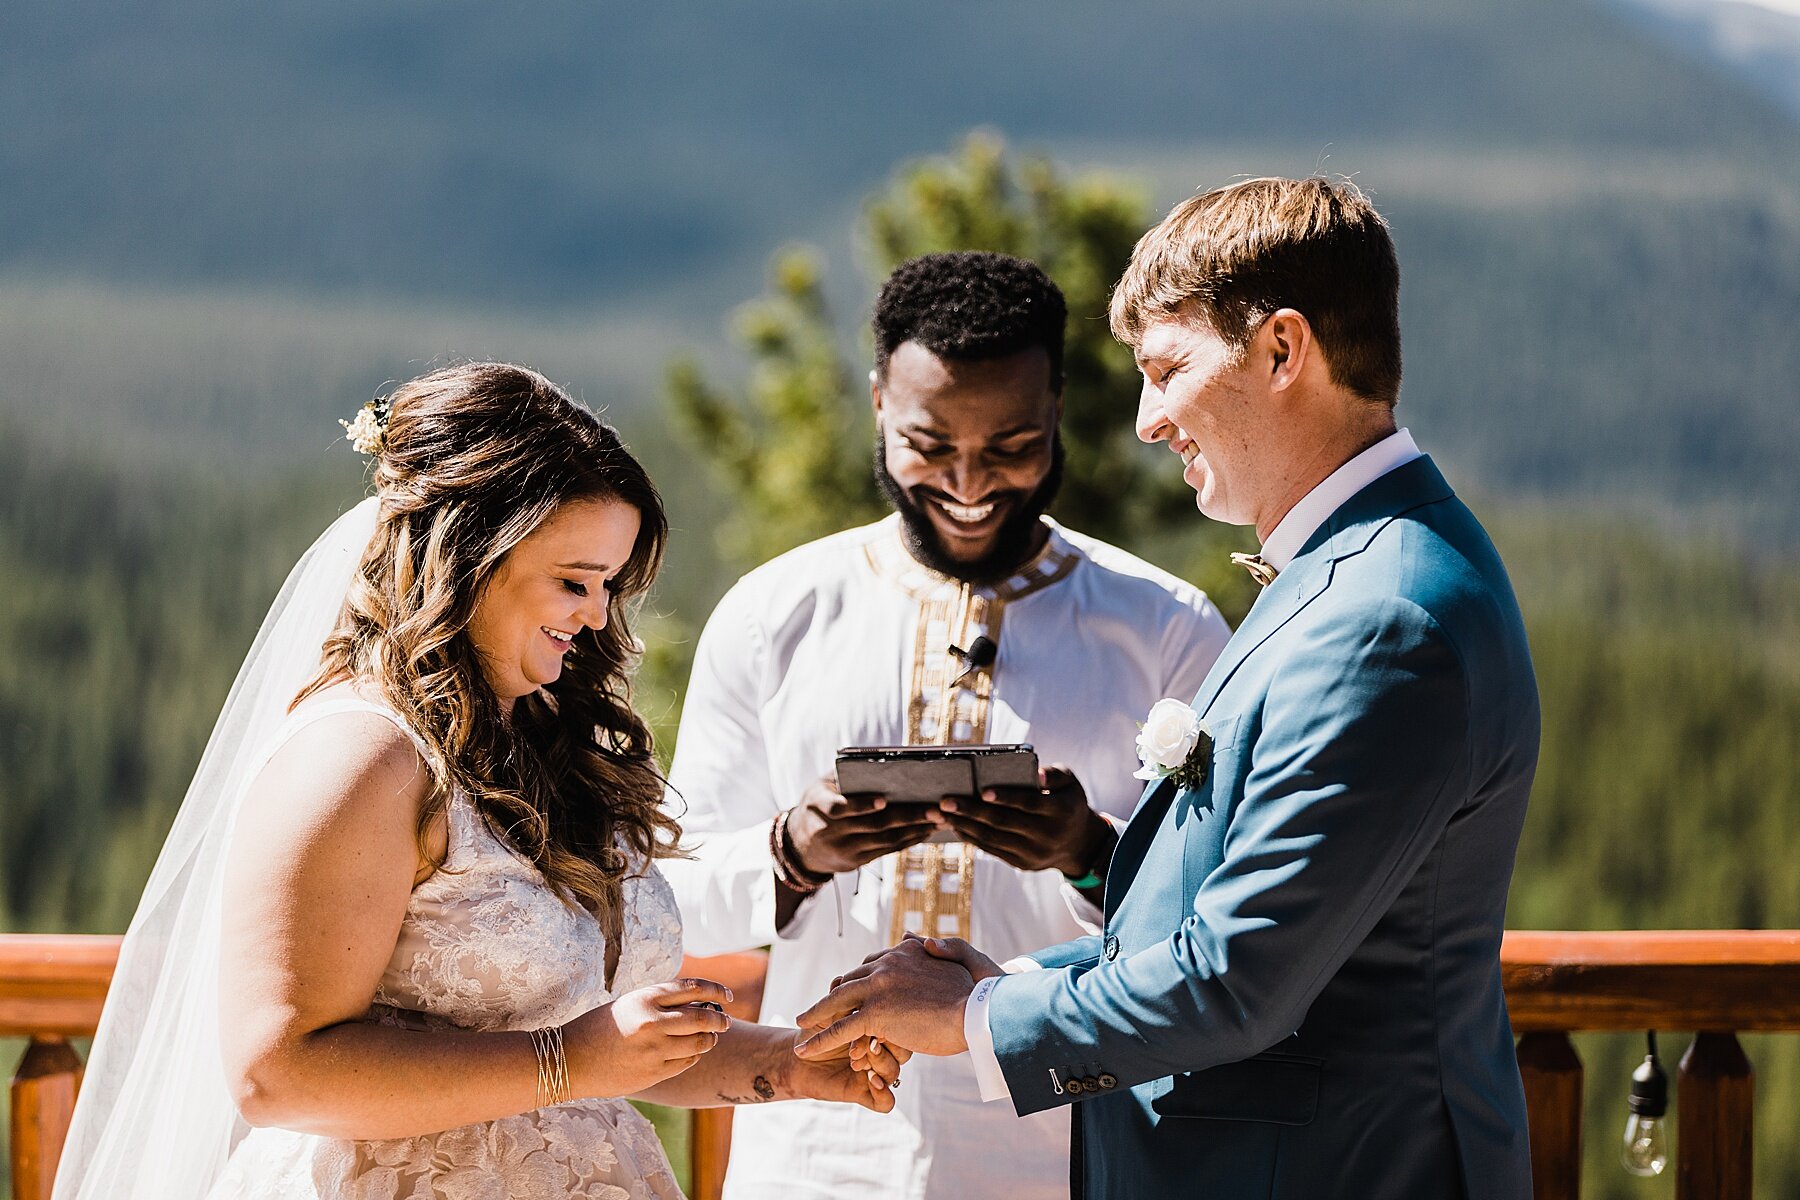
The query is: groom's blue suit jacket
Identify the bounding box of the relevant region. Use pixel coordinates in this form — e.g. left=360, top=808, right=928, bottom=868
left=986, top=457, right=1537, bottom=1199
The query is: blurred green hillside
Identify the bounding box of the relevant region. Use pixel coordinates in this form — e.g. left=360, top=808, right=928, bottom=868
left=9, top=0, right=1800, bottom=303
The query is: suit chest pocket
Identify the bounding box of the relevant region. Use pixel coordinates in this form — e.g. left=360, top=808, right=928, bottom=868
left=1176, top=712, right=1248, bottom=900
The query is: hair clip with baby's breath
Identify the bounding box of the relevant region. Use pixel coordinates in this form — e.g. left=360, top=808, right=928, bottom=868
left=340, top=395, right=392, bottom=456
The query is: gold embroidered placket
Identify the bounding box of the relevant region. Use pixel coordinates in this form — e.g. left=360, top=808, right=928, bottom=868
left=866, top=527, right=1081, bottom=946
left=888, top=582, right=995, bottom=943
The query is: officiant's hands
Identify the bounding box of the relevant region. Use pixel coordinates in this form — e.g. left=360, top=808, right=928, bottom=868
left=786, top=773, right=946, bottom=876
left=940, top=765, right=1108, bottom=878
left=793, top=935, right=992, bottom=1060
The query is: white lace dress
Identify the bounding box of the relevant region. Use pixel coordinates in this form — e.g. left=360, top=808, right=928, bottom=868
left=211, top=697, right=688, bottom=1200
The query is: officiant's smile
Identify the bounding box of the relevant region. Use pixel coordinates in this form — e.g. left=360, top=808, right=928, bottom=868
left=872, top=338, right=1063, bottom=582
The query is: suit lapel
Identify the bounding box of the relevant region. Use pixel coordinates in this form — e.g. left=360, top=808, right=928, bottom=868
left=1102, top=457, right=1458, bottom=921
left=1189, top=455, right=1457, bottom=718
left=1101, top=568, right=1330, bottom=920
left=1187, top=554, right=1333, bottom=719
left=1105, top=778, right=1175, bottom=920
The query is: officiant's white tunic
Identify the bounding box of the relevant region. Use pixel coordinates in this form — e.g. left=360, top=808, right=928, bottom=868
left=664, top=515, right=1230, bottom=1200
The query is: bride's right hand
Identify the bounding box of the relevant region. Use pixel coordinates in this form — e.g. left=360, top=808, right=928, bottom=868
left=566, top=978, right=734, bottom=1096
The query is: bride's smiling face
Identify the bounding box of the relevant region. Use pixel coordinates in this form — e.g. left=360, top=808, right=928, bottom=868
left=466, top=496, right=642, bottom=711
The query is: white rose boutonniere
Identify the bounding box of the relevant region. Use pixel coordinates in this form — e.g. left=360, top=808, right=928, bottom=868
left=1133, top=697, right=1211, bottom=791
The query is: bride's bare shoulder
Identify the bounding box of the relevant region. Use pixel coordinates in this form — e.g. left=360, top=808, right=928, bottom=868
left=253, top=690, right=436, bottom=825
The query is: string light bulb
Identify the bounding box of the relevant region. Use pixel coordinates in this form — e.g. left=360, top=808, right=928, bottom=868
left=1621, top=1030, right=1669, bottom=1177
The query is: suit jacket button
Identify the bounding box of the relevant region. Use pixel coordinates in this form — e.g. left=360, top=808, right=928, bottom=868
left=1103, top=935, right=1119, bottom=961
left=1081, top=1076, right=1101, bottom=1092
left=1064, top=1077, right=1085, bottom=1096
left=1097, top=1073, right=1118, bottom=1090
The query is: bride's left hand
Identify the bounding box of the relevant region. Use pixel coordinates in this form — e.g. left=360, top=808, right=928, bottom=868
left=779, top=1031, right=910, bottom=1113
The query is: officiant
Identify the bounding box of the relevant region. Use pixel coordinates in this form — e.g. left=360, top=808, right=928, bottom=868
left=661, top=251, right=1232, bottom=1199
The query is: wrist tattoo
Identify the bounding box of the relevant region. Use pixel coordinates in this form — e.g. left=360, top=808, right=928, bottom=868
left=714, top=1074, right=778, bottom=1106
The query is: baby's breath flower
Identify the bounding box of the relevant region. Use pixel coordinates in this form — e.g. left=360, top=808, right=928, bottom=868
left=340, top=401, right=387, bottom=455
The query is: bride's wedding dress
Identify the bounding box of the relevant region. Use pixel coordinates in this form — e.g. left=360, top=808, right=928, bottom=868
left=210, top=694, right=687, bottom=1200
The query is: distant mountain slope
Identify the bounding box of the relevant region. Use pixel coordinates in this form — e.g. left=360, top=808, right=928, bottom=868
left=1607, top=0, right=1800, bottom=119
left=2, top=0, right=1797, bottom=544
left=5, top=0, right=1799, bottom=306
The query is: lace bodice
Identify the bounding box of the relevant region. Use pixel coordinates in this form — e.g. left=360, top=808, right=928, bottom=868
left=212, top=696, right=687, bottom=1200
left=373, top=764, right=683, bottom=1033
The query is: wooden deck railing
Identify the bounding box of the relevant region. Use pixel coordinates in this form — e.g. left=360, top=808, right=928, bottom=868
left=0, top=936, right=767, bottom=1200
left=1503, top=930, right=1800, bottom=1200
left=7, top=932, right=1798, bottom=1200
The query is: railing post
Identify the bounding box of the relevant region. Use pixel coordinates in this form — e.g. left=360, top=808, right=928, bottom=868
left=690, top=1109, right=734, bottom=1200
left=10, top=1035, right=84, bottom=1200
left=680, top=950, right=769, bottom=1200
left=1676, top=1031, right=1752, bottom=1200
left=1516, top=1031, right=1582, bottom=1200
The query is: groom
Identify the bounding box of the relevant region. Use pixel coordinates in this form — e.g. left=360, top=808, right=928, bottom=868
left=797, top=177, right=1538, bottom=1199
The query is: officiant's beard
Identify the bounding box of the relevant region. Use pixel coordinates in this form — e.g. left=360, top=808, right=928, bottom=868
left=874, top=433, right=1064, bottom=584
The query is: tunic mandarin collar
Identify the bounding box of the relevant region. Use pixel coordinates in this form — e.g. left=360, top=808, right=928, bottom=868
left=865, top=514, right=1082, bottom=602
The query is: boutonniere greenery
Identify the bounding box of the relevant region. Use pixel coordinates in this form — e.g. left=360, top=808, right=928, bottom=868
left=1134, top=698, right=1211, bottom=791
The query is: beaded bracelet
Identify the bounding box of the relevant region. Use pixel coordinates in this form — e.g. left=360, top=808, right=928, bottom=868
left=770, top=807, right=832, bottom=894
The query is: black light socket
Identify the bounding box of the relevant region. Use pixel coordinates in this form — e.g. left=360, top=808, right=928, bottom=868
left=1628, top=1032, right=1669, bottom=1118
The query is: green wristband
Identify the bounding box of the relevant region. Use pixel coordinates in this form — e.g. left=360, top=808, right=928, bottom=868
left=1063, top=870, right=1102, bottom=890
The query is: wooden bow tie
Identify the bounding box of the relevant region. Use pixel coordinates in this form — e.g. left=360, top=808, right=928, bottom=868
left=1230, top=552, right=1279, bottom=587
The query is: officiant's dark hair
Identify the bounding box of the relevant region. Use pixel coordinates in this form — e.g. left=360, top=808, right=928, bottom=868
left=1110, top=176, right=1402, bottom=406
left=873, top=251, right=1066, bottom=392
left=297, top=361, right=675, bottom=988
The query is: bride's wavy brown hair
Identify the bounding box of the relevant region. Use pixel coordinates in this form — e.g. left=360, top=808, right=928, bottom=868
left=298, top=362, right=674, bottom=986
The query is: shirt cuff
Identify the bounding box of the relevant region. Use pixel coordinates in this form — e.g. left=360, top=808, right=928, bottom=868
left=1060, top=882, right=1104, bottom=932
left=962, top=975, right=1011, bottom=1103
left=658, top=821, right=780, bottom=955
left=1060, top=812, right=1122, bottom=930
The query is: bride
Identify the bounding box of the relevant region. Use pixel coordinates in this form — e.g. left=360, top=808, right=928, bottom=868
left=54, top=362, right=902, bottom=1199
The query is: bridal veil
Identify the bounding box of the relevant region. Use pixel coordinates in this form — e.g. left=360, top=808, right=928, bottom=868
left=53, top=497, right=380, bottom=1199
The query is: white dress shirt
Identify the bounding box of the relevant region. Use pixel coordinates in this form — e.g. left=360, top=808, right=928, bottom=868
left=1259, top=428, right=1421, bottom=569
left=963, top=428, right=1423, bottom=1103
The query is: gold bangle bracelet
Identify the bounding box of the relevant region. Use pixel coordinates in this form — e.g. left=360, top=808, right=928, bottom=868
left=530, top=1024, right=572, bottom=1108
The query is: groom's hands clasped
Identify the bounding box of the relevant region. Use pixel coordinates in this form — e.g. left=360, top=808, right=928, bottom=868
left=793, top=934, right=1005, bottom=1061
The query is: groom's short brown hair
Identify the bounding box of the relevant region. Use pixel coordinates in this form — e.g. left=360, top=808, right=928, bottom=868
left=1110, top=176, right=1402, bottom=405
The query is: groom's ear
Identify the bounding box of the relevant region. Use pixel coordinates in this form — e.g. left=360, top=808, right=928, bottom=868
left=1262, top=309, right=1313, bottom=394
left=870, top=368, right=884, bottom=419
